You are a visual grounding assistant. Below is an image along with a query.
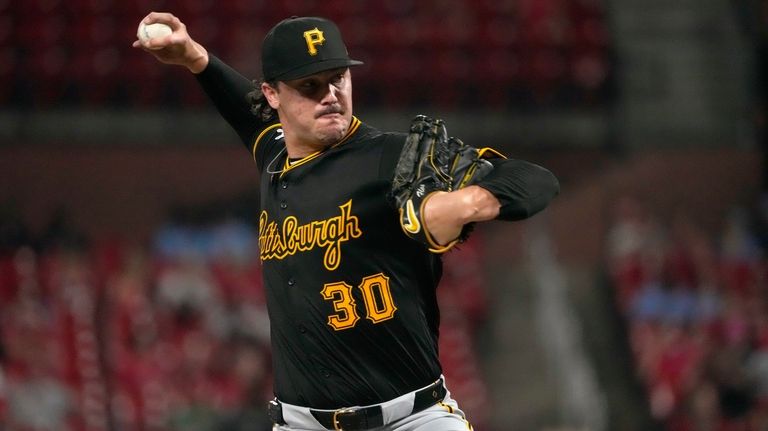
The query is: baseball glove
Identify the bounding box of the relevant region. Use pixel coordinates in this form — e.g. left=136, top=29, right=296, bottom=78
left=391, top=115, right=503, bottom=253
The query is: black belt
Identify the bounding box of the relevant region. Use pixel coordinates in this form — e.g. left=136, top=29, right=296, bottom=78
left=268, top=378, right=447, bottom=430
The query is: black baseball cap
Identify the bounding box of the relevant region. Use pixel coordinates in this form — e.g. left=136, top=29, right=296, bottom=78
left=261, top=16, right=364, bottom=82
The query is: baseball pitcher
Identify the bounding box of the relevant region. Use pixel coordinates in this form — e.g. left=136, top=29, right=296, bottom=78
left=133, top=13, right=559, bottom=431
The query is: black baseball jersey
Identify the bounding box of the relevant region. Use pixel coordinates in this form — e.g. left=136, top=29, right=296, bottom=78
left=196, top=55, right=560, bottom=409
left=256, top=117, right=444, bottom=408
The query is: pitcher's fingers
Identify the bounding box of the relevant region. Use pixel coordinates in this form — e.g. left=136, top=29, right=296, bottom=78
left=168, top=31, right=189, bottom=45
left=144, top=12, right=183, bottom=31
left=144, top=34, right=173, bottom=50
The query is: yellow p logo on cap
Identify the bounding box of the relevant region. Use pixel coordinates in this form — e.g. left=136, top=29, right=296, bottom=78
left=304, top=28, right=325, bottom=56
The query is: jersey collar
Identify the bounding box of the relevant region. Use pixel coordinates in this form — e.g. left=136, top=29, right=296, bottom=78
left=277, top=116, right=362, bottom=177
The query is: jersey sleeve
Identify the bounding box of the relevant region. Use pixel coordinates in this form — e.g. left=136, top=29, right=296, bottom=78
left=377, top=133, right=559, bottom=219
left=194, top=54, right=276, bottom=154
left=476, top=158, right=560, bottom=221
left=251, top=124, right=286, bottom=172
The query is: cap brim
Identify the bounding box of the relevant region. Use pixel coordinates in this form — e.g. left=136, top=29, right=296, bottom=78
left=271, top=59, right=364, bottom=81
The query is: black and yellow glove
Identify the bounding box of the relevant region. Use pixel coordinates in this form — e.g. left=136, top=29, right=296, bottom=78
left=390, top=115, right=502, bottom=253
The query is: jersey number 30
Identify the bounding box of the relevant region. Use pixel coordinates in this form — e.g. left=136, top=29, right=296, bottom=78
left=320, top=273, right=397, bottom=331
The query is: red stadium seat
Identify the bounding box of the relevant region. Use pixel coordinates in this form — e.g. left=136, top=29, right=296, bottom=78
left=24, top=47, right=69, bottom=106
left=63, top=15, right=118, bottom=50
left=477, top=16, right=521, bottom=50
left=431, top=49, right=473, bottom=108
left=4, top=0, right=612, bottom=109
left=13, top=0, right=63, bottom=17
left=16, top=16, right=66, bottom=50
left=475, top=48, right=522, bottom=107
left=0, top=13, right=14, bottom=48
left=115, top=51, right=165, bottom=106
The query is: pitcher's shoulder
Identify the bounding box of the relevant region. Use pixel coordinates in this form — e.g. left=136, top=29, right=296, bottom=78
left=352, top=122, right=407, bottom=149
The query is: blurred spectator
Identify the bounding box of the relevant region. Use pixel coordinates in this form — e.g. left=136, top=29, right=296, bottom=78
left=156, top=256, right=221, bottom=321
left=606, top=194, right=667, bottom=311
left=437, top=239, right=491, bottom=430
left=3, top=277, right=76, bottom=430
left=216, top=339, right=272, bottom=430
left=6, top=360, right=75, bottom=430
left=606, top=194, right=768, bottom=429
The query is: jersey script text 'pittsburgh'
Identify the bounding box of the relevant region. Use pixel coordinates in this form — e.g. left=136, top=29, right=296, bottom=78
left=258, top=200, right=362, bottom=271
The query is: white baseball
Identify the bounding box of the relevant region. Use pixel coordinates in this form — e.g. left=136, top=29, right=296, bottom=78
left=137, top=22, right=172, bottom=42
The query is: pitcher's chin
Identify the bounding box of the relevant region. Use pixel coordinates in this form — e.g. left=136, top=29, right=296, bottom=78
left=315, top=120, right=348, bottom=144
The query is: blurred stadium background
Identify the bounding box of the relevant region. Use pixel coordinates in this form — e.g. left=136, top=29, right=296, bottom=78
left=0, top=0, right=765, bottom=430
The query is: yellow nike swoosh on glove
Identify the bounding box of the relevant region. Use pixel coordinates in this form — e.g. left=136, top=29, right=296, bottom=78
left=400, top=200, right=421, bottom=234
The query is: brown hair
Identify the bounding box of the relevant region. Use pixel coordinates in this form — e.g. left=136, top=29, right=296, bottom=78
left=246, top=79, right=278, bottom=123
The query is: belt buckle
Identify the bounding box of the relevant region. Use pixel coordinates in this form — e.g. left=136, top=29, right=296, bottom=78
left=332, top=407, right=356, bottom=431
